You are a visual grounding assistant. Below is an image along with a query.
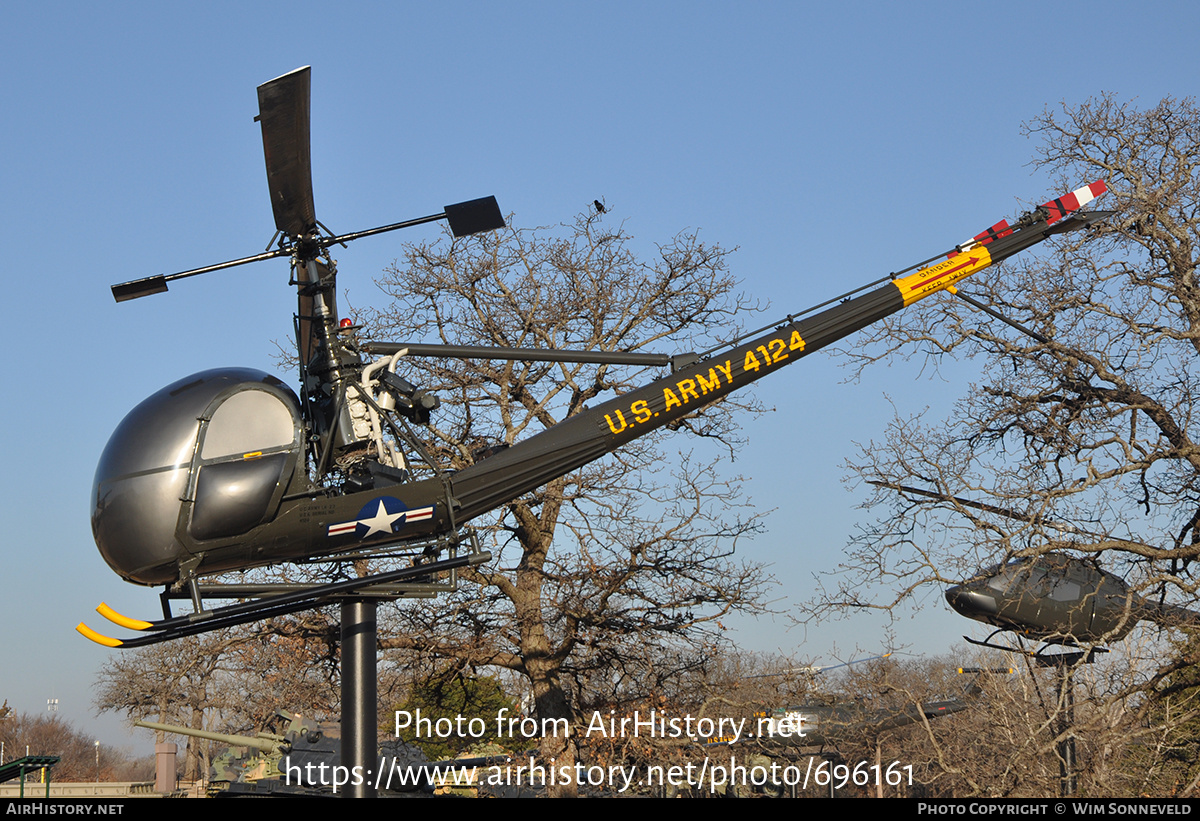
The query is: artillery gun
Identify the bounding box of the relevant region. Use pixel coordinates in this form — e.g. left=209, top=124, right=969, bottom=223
left=136, top=711, right=331, bottom=795
left=136, top=711, right=497, bottom=796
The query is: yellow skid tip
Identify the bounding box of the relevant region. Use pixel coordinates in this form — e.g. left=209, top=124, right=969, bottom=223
left=97, top=602, right=152, bottom=631
left=76, top=622, right=123, bottom=648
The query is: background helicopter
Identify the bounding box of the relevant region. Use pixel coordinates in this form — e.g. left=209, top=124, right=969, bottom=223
left=81, top=66, right=1112, bottom=648
left=695, top=661, right=1005, bottom=798
left=940, top=554, right=1196, bottom=796
left=945, top=553, right=1200, bottom=651
left=720, top=656, right=1000, bottom=752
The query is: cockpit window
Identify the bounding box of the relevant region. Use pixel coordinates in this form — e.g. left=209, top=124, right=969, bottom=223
left=1048, top=578, right=1082, bottom=602
left=986, top=560, right=1031, bottom=594
left=1044, top=562, right=1082, bottom=602
left=984, top=557, right=1084, bottom=603
left=201, top=389, right=297, bottom=460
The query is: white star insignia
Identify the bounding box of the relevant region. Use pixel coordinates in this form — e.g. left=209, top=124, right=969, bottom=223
left=358, top=500, right=404, bottom=537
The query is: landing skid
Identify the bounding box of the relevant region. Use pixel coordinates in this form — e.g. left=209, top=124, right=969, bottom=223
left=78, top=532, right=489, bottom=648
left=963, top=630, right=1108, bottom=667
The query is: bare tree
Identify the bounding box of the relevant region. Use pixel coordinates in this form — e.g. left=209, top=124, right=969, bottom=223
left=760, top=648, right=1191, bottom=799
left=815, top=95, right=1200, bottom=621
left=367, top=207, right=772, bottom=794
left=0, top=711, right=150, bottom=782
left=92, top=624, right=344, bottom=782
left=799, top=95, right=1200, bottom=797
left=93, top=632, right=244, bottom=781
left=1120, top=634, right=1200, bottom=796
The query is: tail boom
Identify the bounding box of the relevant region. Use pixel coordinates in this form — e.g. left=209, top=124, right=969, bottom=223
left=449, top=189, right=1106, bottom=521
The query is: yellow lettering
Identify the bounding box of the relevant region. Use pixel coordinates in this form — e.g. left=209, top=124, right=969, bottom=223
left=744, top=350, right=761, bottom=372
left=768, top=338, right=788, bottom=364
left=789, top=330, right=804, bottom=351
left=678, top=378, right=700, bottom=403
left=715, top=361, right=733, bottom=384
left=663, top=388, right=681, bottom=412
left=632, top=400, right=652, bottom=424
left=604, top=410, right=628, bottom=434
left=696, top=369, right=720, bottom=394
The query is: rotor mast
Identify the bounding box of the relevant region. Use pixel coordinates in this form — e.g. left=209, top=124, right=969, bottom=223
left=256, top=68, right=352, bottom=466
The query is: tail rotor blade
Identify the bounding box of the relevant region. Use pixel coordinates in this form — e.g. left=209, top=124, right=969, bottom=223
left=1041, top=180, right=1107, bottom=225
left=950, top=180, right=1107, bottom=258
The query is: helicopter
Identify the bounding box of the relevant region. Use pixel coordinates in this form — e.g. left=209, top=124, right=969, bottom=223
left=945, top=553, right=1200, bottom=651
left=721, top=690, right=970, bottom=753
left=716, top=657, right=1000, bottom=751
left=79, top=66, right=1112, bottom=648
left=695, top=663, right=1005, bottom=798
left=942, top=554, right=1197, bottom=796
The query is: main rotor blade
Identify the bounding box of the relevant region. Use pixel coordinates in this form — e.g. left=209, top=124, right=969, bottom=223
left=257, top=66, right=317, bottom=239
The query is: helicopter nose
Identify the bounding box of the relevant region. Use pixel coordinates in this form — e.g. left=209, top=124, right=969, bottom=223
left=944, top=585, right=999, bottom=620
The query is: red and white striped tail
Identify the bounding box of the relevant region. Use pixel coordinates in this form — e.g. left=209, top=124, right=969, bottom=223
left=969, top=218, right=1014, bottom=246
left=949, top=219, right=1011, bottom=257
left=1041, top=180, right=1107, bottom=225
left=952, top=180, right=1107, bottom=256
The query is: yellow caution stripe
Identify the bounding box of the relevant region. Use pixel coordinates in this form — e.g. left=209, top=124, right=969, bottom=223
left=97, top=602, right=153, bottom=631
left=76, top=622, right=124, bottom=648
left=893, top=246, right=993, bottom=306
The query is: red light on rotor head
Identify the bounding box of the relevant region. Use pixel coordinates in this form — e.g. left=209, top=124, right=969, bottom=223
left=339, top=318, right=353, bottom=328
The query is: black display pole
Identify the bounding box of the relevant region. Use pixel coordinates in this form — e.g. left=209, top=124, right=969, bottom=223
left=341, top=599, right=377, bottom=798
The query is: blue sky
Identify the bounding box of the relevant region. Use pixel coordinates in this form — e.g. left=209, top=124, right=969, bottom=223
left=3, top=1, right=1197, bottom=752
